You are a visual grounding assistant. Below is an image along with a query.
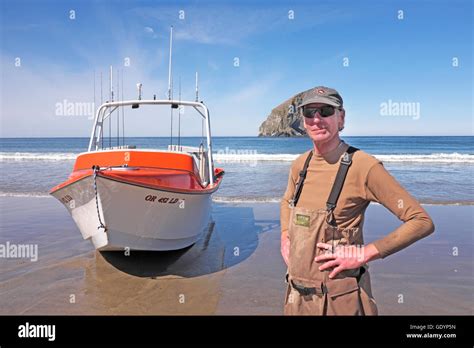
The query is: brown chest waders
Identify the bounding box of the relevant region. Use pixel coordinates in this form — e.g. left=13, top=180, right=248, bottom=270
left=284, top=147, right=378, bottom=315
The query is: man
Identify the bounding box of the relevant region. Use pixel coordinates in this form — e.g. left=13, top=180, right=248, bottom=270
left=280, top=86, right=435, bottom=315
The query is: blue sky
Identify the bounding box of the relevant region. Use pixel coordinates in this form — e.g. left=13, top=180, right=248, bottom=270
left=0, top=0, right=472, bottom=137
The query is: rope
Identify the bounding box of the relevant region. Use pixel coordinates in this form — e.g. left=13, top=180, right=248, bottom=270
left=92, top=165, right=107, bottom=231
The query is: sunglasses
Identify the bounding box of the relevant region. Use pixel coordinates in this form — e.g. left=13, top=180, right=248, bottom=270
left=303, top=105, right=340, bottom=118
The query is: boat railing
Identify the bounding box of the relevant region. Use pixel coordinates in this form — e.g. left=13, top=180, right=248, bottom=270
left=168, top=144, right=209, bottom=187
left=88, top=99, right=215, bottom=185
left=101, top=145, right=137, bottom=151
left=168, top=145, right=202, bottom=153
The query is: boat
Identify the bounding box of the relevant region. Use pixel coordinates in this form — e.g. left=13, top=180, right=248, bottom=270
left=50, top=28, right=224, bottom=251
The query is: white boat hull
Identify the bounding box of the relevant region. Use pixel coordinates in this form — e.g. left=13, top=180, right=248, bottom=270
left=51, top=175, right=212, bottom=251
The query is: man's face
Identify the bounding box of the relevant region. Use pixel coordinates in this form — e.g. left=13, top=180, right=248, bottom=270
left=303, top=103, right=344, bottom=143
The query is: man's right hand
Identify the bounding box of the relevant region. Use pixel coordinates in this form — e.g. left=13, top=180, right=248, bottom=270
left=281, top=234, right=290, bottom=266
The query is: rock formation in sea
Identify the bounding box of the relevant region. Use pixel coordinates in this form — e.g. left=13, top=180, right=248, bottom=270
left=258, top=92, right=307, bottom=137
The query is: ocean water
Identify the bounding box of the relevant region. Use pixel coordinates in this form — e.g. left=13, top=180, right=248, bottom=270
left=0, top=136, right=473, bottom=204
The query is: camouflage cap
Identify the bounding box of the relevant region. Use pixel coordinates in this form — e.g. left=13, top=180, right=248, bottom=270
left=299, top=86, right=343, bottom=108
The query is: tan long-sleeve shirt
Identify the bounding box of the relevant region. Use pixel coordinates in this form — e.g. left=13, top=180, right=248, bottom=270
left=280, top=141, right=435, bottom=259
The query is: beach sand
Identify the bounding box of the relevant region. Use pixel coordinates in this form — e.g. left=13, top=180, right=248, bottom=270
left=0, top=197, right=472, bottom=315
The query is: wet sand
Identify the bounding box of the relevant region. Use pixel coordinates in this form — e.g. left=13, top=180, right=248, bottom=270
left=0, top=197, right=472, bottom=315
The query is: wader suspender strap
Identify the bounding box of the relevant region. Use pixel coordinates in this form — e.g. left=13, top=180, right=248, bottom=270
left=290, top=146, right=359, bottom=209
left=326, top=146, right=359, bottom=212
left=290, top=151, right=313, bottom=207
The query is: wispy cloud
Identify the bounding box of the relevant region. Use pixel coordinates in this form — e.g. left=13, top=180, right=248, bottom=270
left=131, top=4, right=353, bottom=45
left=1, top=1, right=471, bottom=137
left=144, top=26, right=158, bottom=39
left=204, top=74, right=283, bottom=135
left=207, top=60, right=219, bottom=71
left=3, top=23, right=40, bottom=31
left=0, top=53, right=169, bottom=137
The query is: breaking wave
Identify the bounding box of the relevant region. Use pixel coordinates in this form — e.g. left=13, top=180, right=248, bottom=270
left=1, top=151, right=473, bottom=164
